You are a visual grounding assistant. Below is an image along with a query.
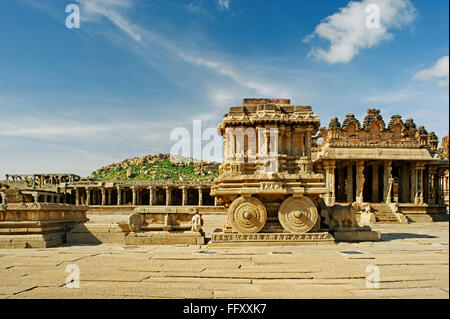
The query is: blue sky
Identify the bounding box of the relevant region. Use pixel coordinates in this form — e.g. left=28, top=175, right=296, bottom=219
left=0, top=0, right=448, bottom=178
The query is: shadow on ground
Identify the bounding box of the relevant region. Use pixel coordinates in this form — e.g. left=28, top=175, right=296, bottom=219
left=381, top=233, right=438, bottom=241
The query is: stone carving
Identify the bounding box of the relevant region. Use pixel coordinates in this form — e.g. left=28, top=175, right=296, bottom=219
left=386, top=177, right=394, bottom=204
left=260, top=182, right=283, bottom=191
left=227, top=196, right=267, bottom=234
left=278, top=196, right=319, bottom=233
left=319, top=200, right=359, bottom=230
left=128, top=213, right=144, bottom=232
left=191, top=213, right=203, bottom=232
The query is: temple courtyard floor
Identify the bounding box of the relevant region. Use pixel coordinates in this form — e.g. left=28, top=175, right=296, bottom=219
left=0, top=217, right=448, bottom=299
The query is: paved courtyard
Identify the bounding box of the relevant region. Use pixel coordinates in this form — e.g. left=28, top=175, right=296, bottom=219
left=0, top=219, right=448, bottom=299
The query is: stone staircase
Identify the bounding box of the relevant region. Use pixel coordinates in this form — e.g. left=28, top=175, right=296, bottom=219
left=370, top=203, right=403, bottom=223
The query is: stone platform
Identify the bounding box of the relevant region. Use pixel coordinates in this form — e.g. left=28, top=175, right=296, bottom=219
left=0, top=203, right=88, bottom=248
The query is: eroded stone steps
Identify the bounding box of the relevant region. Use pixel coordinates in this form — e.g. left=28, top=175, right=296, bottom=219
left=370, top=204, right=401, bottom=223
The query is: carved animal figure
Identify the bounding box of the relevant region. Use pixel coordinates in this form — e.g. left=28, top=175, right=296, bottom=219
left=319, top=200, right=359, bottom=230
left=191, top=213, right=204, bottom=232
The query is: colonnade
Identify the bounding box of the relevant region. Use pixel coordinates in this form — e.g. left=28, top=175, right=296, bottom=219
left=323, top=159, right=447, bottom=206
left=69, top=184, right=216, bottom=207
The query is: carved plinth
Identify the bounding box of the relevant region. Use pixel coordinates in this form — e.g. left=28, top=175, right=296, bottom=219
left=125, top=231, right=205, bottom=245
left=209, top=229, right=335, bottom=246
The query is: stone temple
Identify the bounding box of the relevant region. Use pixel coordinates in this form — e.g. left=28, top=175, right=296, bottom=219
left=0, top=98, right=448, bottom=248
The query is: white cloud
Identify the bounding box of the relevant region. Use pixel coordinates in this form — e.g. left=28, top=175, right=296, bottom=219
left=217, top=0, right=231, bottom=11
left=413, top=56, right=449, bottom=87
left=305, top=0, right=416, bottom=64
left=77, top=0, right=143, bottom=43
left=74, top=0, right=282, bottom=98
left=185, top=2, right=210, bottom=16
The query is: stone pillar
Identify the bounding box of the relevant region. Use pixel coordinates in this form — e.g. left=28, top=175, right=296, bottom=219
left=148, top=186, right=155, bottom=206
left=356, top=160, right=365, bottom=204
left=436, top=171, right=444, bottom=204
left=372, top=163, right=379, bottom=203
left=383, top=161, right=392, bottom=203
left=346, top=163, right=353, bottom=202
left=75, top=188, right=79, bottom=205
left=117, top=186, right=122, bottom=206
left=198, top=187, right=203, bottom=206
left=165, top=187, right=171, bottom=206
left=416, top=165, right=425, bottom=204
left=324, top=160, right=336, bottom=205
left=33, top=192, right=39, bottom=204
left=181, top=186, right=187, bottom=206
left=428, top=168, right=436, bottom=204
left=101, top=188, right=106, bottom=206
left=337, top=166, right=345, bottom=202
left=86, top=188, right=91, bottom=206
left=132, top=187, right=137, bottom=206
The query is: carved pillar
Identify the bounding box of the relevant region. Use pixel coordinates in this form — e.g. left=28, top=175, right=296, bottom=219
left=198, top=187, right=203, bottom=206
left=86, top=188, right=91, bottom=206
left=428, top=168, right=436, bottom=204
left=416, top=165, right=425, bottom=204
left=132, top=187, right=137, bottom=206
left=181, top=186, right=187, bottom=206
left=101, top=188, right=106, bottom=206
left=324, top=160, right=336, bottom=205
left=383, top=161, right=392, bottom=203
left=165, top=187, right=171, bottom=206
left=346, top=163, right=354, bottom=202
left=75, top=188, right=79, bottom=205
left=148, top=186, right=155, bottom=206
left=117, top=186, right=121, bottom=206
left=437, top=171, right=444, bottom=204
left=33, top=192, right=39, bottom=204
left=356, top=160, right=365, bottom=204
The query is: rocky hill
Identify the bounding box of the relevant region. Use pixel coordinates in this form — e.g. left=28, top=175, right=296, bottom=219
left=90, top=154, right=220, bottom=182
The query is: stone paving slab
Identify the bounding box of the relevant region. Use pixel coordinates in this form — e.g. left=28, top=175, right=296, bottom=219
left=0, top=221, right=448, bottom=299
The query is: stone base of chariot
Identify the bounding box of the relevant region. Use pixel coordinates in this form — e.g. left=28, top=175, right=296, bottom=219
left=208, top=229, right=336, bottom=246
left=332, top=226, right=381, bottom=242
left=125, top=231, right=205, bottom=245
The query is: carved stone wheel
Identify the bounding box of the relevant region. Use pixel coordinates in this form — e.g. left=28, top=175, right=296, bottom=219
left=278, top=196, right=319, bottom=233
left=228, top=196, right=267, bottom=233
